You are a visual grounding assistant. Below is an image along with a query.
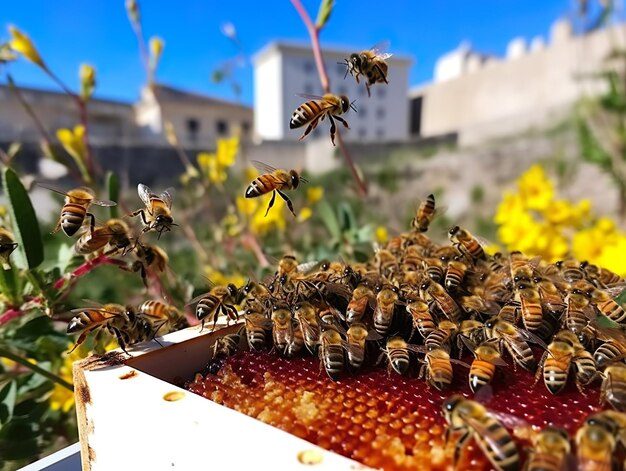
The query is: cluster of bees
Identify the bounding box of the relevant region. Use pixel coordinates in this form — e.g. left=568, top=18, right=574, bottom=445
left=289, top=44, right=391, bottom=146
left=194, top=193, right=626, bottom=470
left=39, top=183, right=187, bottom=352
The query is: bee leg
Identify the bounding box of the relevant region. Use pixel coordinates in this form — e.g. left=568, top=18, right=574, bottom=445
left=111, top=327, right=130, bottom=355
left=366, top=83, right=371, bottom=97
left=67, top=330, right=93, bottom=354
left=130, top=209, right=150, bottom=227
left=86, top=212, right=96, bottom=234
left=298, top=117, right=320, bottom=141
left=328, top=115, right=337, bottom=146
left=452, top=430, right=471, bottom=469
left=277, top=190, right=296, bottom=217
left=51, top=219, right=62, bottom=234
left=264, top=191, right=277, bottom=217
left=533, top=351, right=548, bottom=387
left=374, top=64, right=388, bottom=83
left=333, top=115, right=350, bottom=129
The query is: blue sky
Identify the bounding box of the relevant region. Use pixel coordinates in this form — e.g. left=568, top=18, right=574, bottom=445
left=1, top=0, right=573, bottom=105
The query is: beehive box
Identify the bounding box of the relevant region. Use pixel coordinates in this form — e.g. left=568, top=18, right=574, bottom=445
left=72, top=323, right=365, bottom=471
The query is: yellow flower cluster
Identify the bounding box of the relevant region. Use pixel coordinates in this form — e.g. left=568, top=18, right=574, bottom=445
left=197, top=136, right=239, bottom=184
left=204, top=267, right=246, bottom=289
left=495, top=164, right=626, bottom=275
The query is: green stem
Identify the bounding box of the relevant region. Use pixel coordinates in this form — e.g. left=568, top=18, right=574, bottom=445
left=0, top=347, right=74, bottom=392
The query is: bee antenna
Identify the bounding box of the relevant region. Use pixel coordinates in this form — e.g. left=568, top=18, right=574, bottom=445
left=350, top=100, right=358, bottom=113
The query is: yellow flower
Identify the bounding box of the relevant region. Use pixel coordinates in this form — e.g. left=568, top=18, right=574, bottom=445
left=236, top=196, right=257, bottom=216
left=572, top=228, right=604, bottom=263
left=8, top=26, right=45, bottom=69
left=250, top=193, right=286, bottom=235
left=544, top=200, right=574, bottom=227
left=216, top=136, right=239, bottom=167
left=79, top=64, right=96, bottom=100
left=597, top=236, right=626, bottom=277
left=197, top=152, right=227, bottom=184
left=516, top=164, right=554, bottom=211
left=494, top=191, right=524, bottom=225
left=375, top=226, right=388, bottom=244
left=204, top=267, right=246, bottom=289
left=56, top=125, right=87, bottom=164
left=297, top=207, right=313, bottom=222
left=149, top=36, right=164, bottom=62
left=306, top=186, right=324, bottom=205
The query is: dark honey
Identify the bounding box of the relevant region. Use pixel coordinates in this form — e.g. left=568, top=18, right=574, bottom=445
left=186, top=351, right=602, bottom=471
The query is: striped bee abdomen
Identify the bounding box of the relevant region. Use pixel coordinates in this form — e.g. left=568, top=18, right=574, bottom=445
left=290, top=101, right=322, bottom=129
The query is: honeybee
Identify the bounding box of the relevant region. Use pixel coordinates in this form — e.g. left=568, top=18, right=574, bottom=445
left=563, top=288, right=596, bottom=338
left=582, top=261, right=623, bottom=287
left=238, top=280, right=271, bottom=311
left=271, top=303, right=294, bottom=355
left=420, top=347, right=467, bottom=390
left=127, top=242, right=169, bottom=287
left=601, top=363, right=626, bottom=412
left=67, top=303, right=132, bottom=353
left=463, top=338, right=508, bottom=393
left=43, top=185, right=116, bottom=237
left=243, top=309, right=272, bottom=351
left=74, top=219, right=133, bottom=257
left=536, top=330, right=577, bottom=394
left=576, top=411, right=621, bottom=471
left=211, top=327, right=243, bottom=359
left=484, top=316, right=545, bottom=371
left=379, top=336, right=423, bottom=376
left=343, top=44, right=392, bottom=97
left=293, top=301, right=321, bottom=354
left=424, top=320, right=457, bottom=353
left=188, top=283, right=239, bottom=331
left=588, top=286, right=626, bottom=324
left=448, top=226, right=486, bottom=261
left=411, top=194, right=436, bottom=233
left=244, top=161, right=307, bottom=218
left=289, top=93, right=357, bottom=146
left=457, top=319, right=485, bottom=356
left=319, top=327, right=345, bottom=380
left=345, top=323, right=380, bottom=371
left=515, top=283, right=543, bottom=333
left=373, top=284, right=399, bottom=335
left=444, top=260, right=467, bottom=294
left=0, top=227, right=18, bottom=270
left=131, top=183, right=176, bottom=238
left=137, top=300, right=188, bottom=335
left=525, top=426, right=572, bottom=471
left=419, top=278, right=462, bottom=323
left=442, top=395, right=520, bottom=471
left=554, top=259, right=585, bottom=283
left=346, top=282, right=375, bottom=325
left=423, top=257, right=445, bottom=284
left=594, top=338, right=626, bottom=369
left=406, top=299, right=436, bottom=339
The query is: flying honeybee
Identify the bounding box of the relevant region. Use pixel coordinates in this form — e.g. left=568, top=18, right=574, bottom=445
left=442, top=395, right=520, bottom=471
left=42, top=185, right=116, bottom=237
left=244, top=161, right=307, bottom=218
left=289, top=93, right=357, bottom=146
left=74, top=219, right=133, bottom=257
left=343, top=43, right=392, bottom=97
left=411, top=194, right=437, bottom=233
left=130, top=184, right=176, bottom=238
left=123, top=242, right=169, bottom=288
left=0, top=227, right=18, bottom=270
left=67, top=302, right=140, bottom=354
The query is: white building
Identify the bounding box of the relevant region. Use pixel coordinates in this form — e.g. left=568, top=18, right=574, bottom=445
left=252, top=41, right=412, bottom=143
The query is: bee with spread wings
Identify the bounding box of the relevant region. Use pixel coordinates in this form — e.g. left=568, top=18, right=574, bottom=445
left=344, top=41, right=393, bottom=97
left=130, top=184, right=176, bottom=238
left=244, top=160, right=308, bottom=217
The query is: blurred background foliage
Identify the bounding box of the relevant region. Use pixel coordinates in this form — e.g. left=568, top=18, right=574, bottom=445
left=0, top=0, right=625, bottom=469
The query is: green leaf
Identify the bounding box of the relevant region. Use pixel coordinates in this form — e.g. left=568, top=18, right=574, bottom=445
left=315, top=0, right=335, bottom=29
left=0, top=381, right=17, bottom=425
left=337, top=202, right=356, bottom=232
left=317, top=200, right=341, bottom=240
left=2, top=167, right=44, bottom=269
left=106, top=171, right=119, bottom=218
left=577, top=119, right=613, bottom=170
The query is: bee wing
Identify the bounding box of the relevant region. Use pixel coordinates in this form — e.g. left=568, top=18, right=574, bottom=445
left=460, top=335, right=478, bottom=353
left=245, top=315, right=272, bottom=330
left=160, top=187, right=176, bottom=209
left=91, top=198, right=117, bottom=207
left=296, top=93, right=325, bottom=100
left=366, top=330, right=383, bottom=341
left=405, top=344, right=428, bottom=355
left=137, top=184, right=154, bottom=208
left=604, top=283, right=626, bottom=297
left=250, top=160, right=280, bottom=175
left=369, top=40, right=391, bottom=55
left=297, top=260, right=319, bottom=273
left=185, top=291, right=212, bottom=306
left=449, top=358, right=471, bottom=368
left=515, top=327, right=548, bottom=349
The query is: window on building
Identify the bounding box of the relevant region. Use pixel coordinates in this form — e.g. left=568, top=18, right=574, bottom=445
left=241, top=121, right=251, bottom=134
left=186, top=118, right=200, bottom=142
left=376, top=107, right=385, bottom=119
left=358, top=128, right=367, bottom=138
left=303, top=60, right=315, bottom=73
left=216, top=120, right=229, bottom=136
left=376, top=128, right=385, bottom=139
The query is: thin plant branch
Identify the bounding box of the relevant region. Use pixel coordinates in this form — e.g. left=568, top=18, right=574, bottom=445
left=289, top=0, right=368, bottom=196
left=0, top=347, right=74, bottom=391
